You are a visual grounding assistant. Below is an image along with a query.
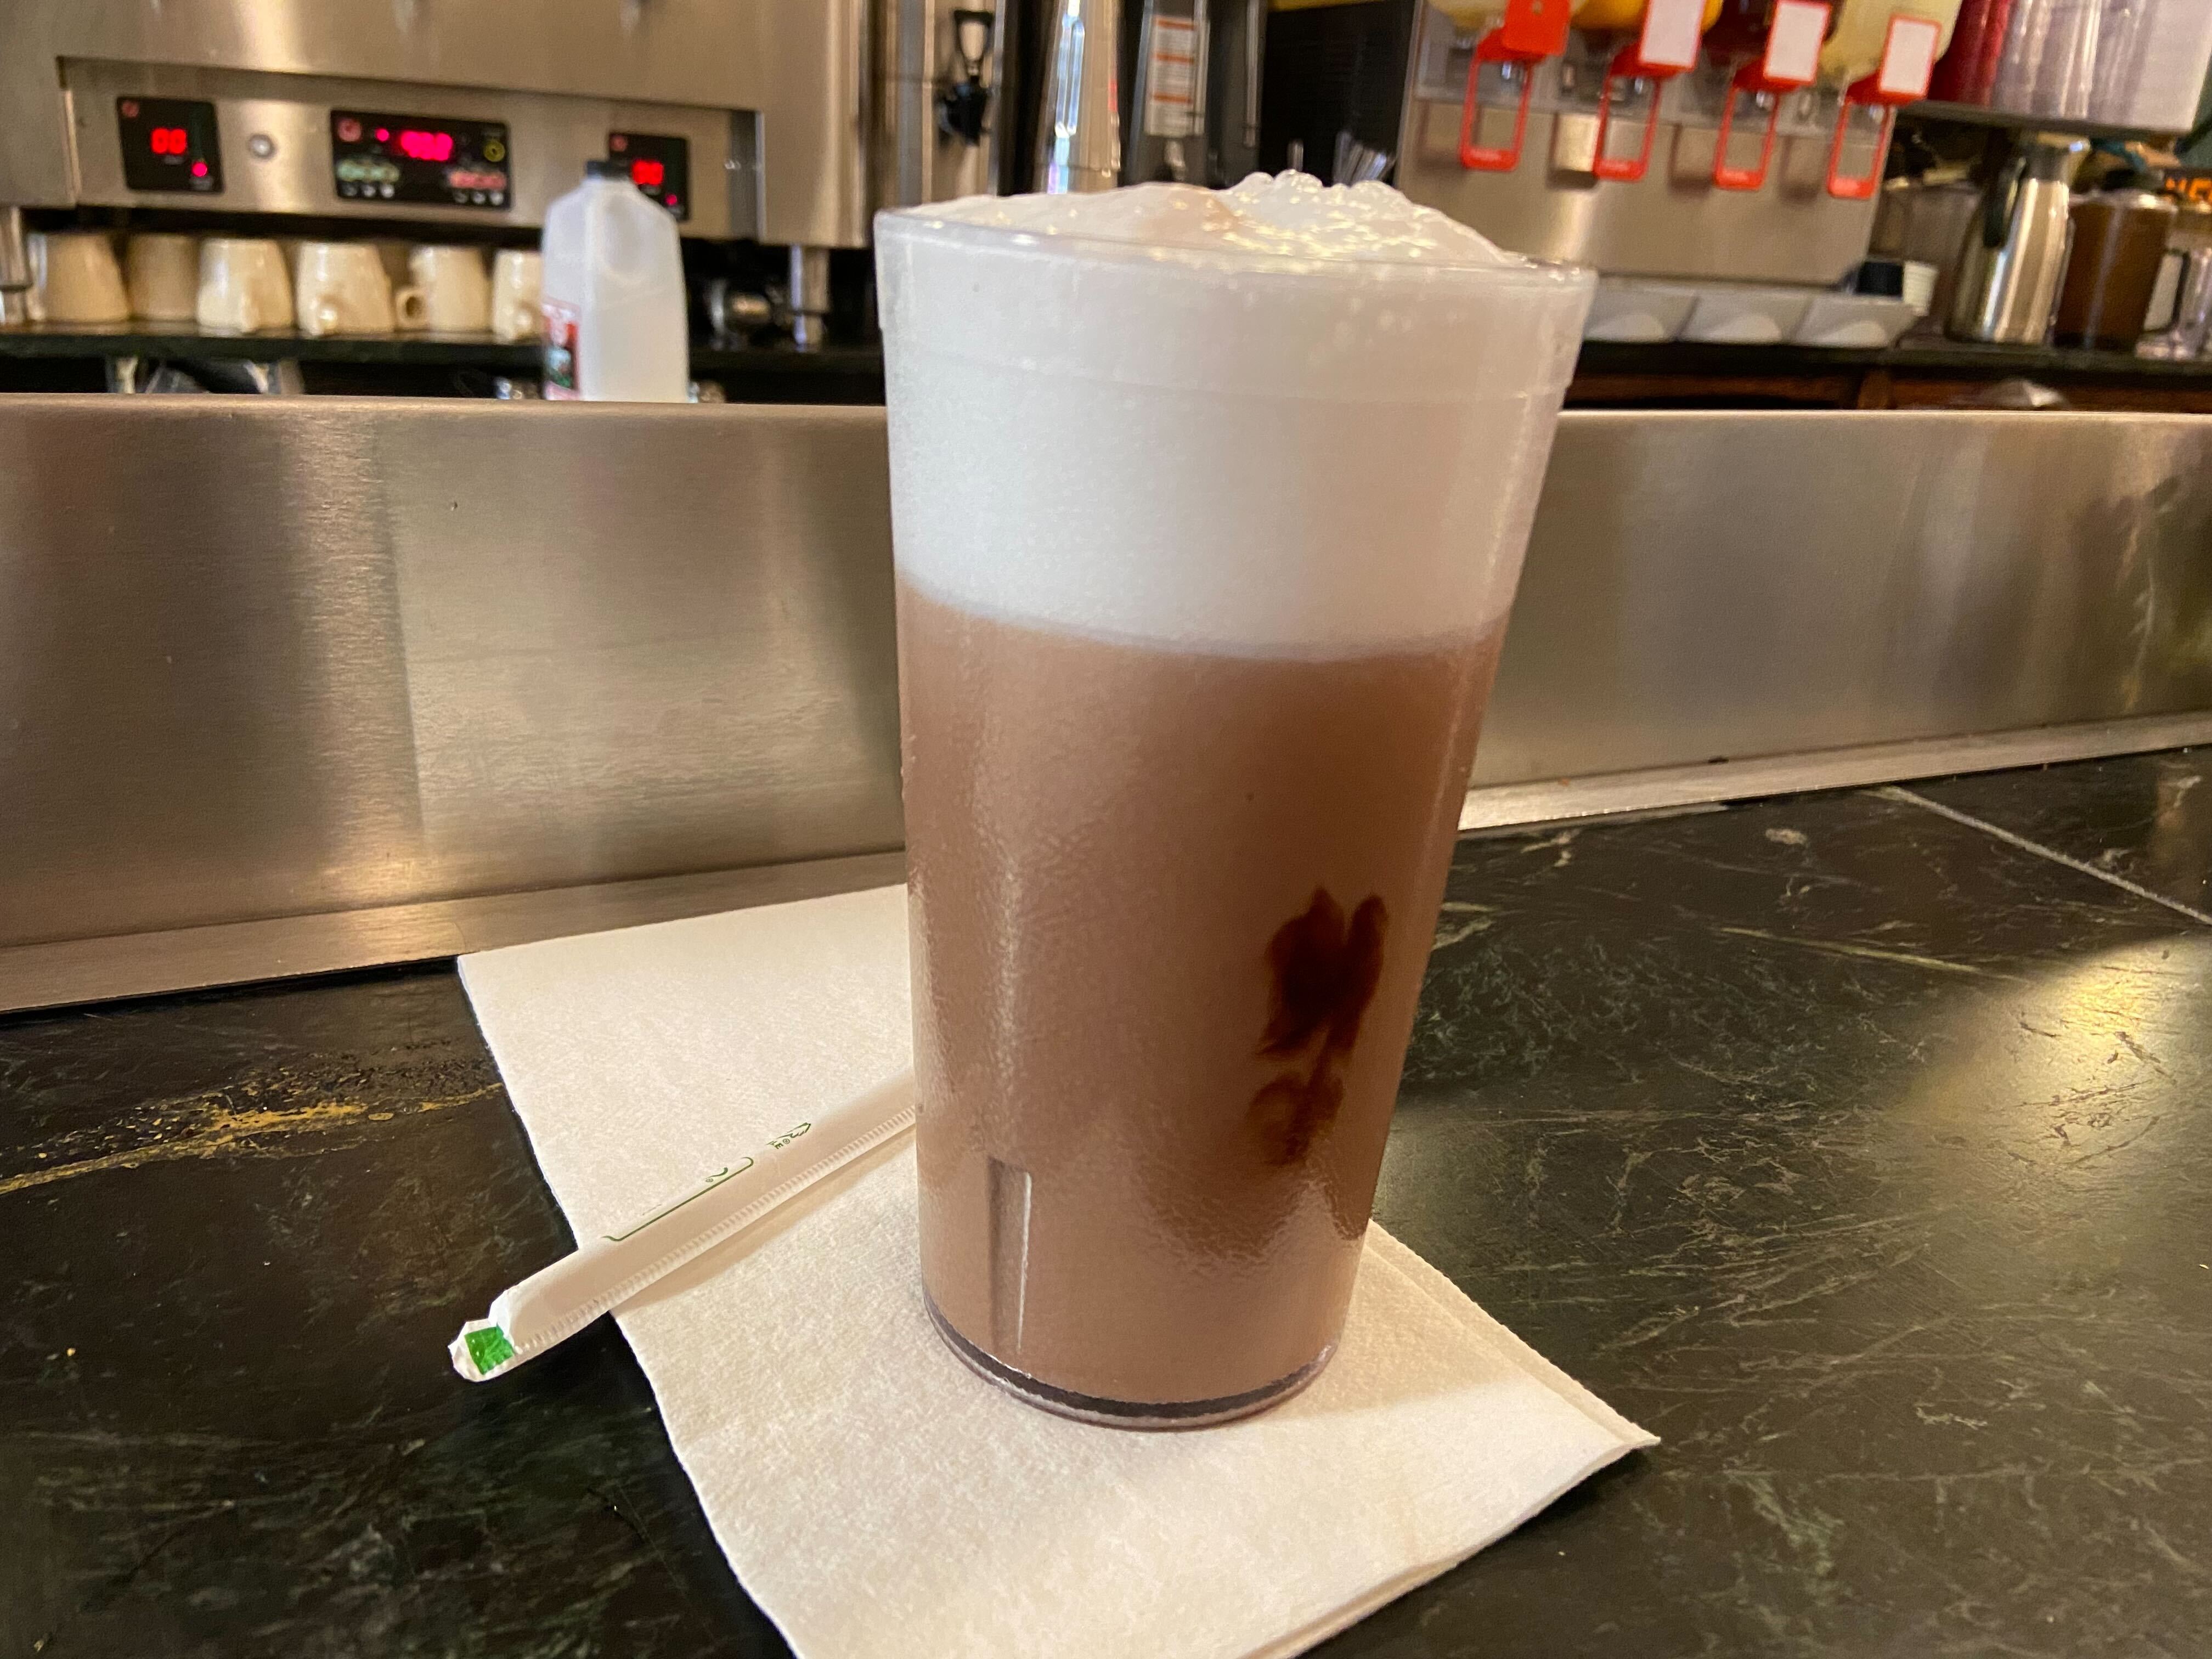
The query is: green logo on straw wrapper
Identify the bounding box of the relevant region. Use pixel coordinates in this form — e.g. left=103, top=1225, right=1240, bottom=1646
left=465, top=1325, right=517, bottom=1374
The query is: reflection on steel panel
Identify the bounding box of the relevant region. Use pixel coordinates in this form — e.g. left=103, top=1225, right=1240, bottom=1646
left=1476, top=411, right=2212, bottom=784
left=0, top=400, right=901, bottom=951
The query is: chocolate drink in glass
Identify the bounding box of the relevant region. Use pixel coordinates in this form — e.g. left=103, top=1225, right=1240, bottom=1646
left=876, top=174, right=1594, bottom=1426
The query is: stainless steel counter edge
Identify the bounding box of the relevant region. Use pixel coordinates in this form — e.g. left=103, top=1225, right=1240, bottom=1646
left=0, top=852, right=908, bottom=1015
left=1459, top=712, right=2212, bottom=833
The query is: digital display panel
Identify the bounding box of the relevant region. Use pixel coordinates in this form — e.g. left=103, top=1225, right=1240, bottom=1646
left=396, top=128, right=455, bottom=163
left=607, top=132, right=690, bottom=222
left=117, top=97, right=223, bottom=194
left=331, top=109, right=509, bottom=208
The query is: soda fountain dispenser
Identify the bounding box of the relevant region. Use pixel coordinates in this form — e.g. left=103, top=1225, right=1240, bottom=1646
left=1386, top=0, right=1894, bottom=286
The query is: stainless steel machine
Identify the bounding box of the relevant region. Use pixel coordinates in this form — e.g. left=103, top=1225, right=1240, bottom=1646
left=0, top=0, right=1008, bottom=337
left=879, top=0, right=1005, bottom=208
left=1012, top=0, right=1267, bottom=194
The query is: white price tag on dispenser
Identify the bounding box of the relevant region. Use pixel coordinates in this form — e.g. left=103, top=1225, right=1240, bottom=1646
left=1762, top=0, right=1830, bottom=86
left=1876, top=13, right=1941, bottom=99
left=1638, top=0, right=1706, bottom=71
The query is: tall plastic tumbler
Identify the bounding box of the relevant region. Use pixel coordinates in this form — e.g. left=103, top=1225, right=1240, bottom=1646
left=877, top=177, right=1594, bottom=1428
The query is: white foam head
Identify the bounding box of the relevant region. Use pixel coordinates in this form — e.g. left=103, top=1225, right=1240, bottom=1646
left=876, top=174, right=1594, bottom=654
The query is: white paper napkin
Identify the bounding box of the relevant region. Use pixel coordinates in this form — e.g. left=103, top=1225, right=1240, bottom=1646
left=459, top=884, right=1654, bottom=1659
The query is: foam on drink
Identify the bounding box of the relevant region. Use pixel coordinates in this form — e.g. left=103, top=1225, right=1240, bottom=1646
left=877, top=172, right=1593, bottom=657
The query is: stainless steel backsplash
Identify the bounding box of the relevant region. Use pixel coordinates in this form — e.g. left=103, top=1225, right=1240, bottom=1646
left=1, top=402, right=902, bottom=951
left=3, top=399, right=2209, bottom=1001
left=1476, top=410, right=2212, bottom=781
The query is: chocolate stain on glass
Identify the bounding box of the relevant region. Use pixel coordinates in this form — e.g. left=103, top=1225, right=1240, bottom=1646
left=1249, top=889, right=1387, bottom=1165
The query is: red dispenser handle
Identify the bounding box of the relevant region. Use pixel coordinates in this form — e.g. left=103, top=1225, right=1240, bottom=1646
left=1823, top=101, right=1895, bottom=200
left=1713, top=0, right=1830, bottom=193
left=1458, top=0, right=1573, bottom=172
left=1589, top=0, right=1706, bottom=184
left=1826, top=13, right=1937, bottom=200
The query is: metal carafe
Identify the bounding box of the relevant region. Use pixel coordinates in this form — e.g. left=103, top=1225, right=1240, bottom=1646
left=1035, top=0, right=1124, bottom=193
left=1945, top=134, right=2087, bottom=344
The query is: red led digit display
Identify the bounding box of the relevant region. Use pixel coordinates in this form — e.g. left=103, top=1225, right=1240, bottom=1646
left=397, top=129, right=456, bottom=162
left=606, top=133, right=688, bottom=220
left=119, top=96, right=222, bottom=191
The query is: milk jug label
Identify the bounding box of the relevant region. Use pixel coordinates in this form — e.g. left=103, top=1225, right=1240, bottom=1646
left=541, top=299, right=581, bottom=399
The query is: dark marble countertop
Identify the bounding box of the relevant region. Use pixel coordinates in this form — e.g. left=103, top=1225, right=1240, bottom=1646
left=4, top=749, right=2207, bottom=1657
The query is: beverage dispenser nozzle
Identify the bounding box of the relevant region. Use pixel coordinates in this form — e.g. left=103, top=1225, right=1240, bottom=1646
left=1449, top=0, right=1573, bottom=172
left=937, top=10, right=994, bottom=146
left=1710, top=0, right=1832, bottom=191
left=1821, top=3, right=1950, bottom=200
left=1585, top=0, right=1719, bottom=182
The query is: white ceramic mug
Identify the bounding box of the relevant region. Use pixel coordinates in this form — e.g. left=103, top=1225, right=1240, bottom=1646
left=490, top=249, right=543, bottom=343
left=396, top=245, right=490, bottom=333
left=31, top=231, right=129, bottom=324
left=125, top=233, right=199, bottom=321
left=197, top=238, right=294, bottom=334
left=293, top=241, right=395, bottom=337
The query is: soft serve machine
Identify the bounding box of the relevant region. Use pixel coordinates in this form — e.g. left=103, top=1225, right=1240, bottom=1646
left=1387, top=0, right=1957, bottom=287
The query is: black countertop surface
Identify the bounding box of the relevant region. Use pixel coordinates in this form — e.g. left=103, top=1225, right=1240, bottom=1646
left=4, top=751, right=2208, bottom=1657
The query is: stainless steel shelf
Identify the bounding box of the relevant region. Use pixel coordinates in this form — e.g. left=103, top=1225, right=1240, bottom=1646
left=0, top=320, right=537, bottom=365
left=1576, top=336, right=2212, bottom=380
left=0, top=321, right=883, bottom=377
left=1903, top=99, right=2183, bottom=144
